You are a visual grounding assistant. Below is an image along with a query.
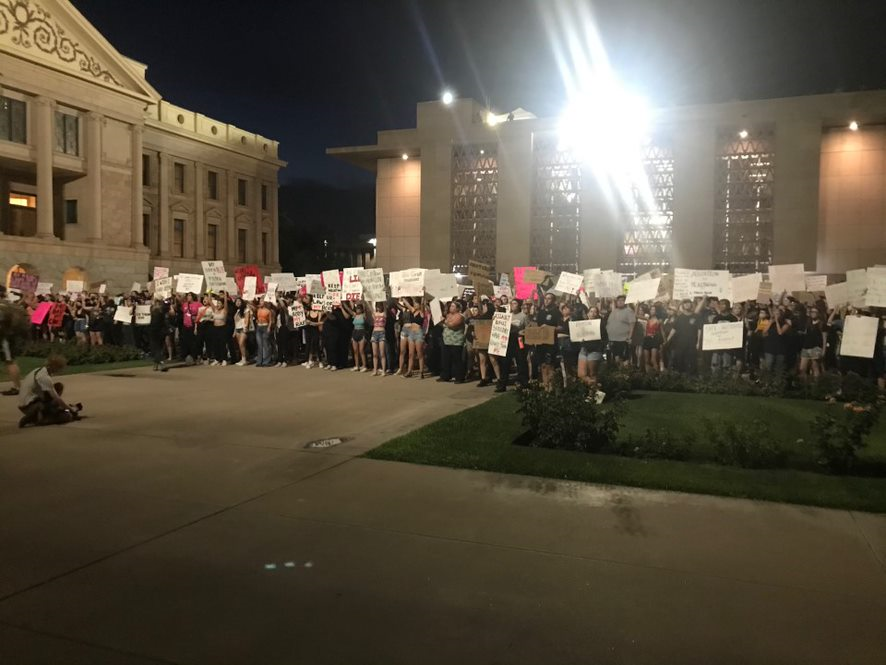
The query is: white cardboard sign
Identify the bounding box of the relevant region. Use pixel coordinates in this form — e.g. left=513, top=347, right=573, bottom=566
left=135, top=304, right=151, bottom=325
left=488, top=312, right=512, bottom=357
left=626, top=277, right=661, bottom=304
left=702, top=321, right=744, bottom=351
left=841, top=315, right=879, bottom=359
left=731, top=273, right=763, bottom=303
left=568, top=319, right=601, bottom=342
left=554, top=271, right=583, bottom=295
left=175, top=273, right=204, bottom=295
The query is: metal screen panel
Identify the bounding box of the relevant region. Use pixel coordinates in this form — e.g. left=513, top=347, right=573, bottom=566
left=714, top=129, right=775, bottom=273
left=451, top=145, right=498, bottom=273
left=531, top=138, right=581, bottom=273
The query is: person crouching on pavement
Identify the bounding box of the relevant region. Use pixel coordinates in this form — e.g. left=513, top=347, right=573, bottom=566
left=18, top=355, right=81, bottom=428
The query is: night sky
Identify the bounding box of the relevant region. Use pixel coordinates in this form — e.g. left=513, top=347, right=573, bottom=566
left=75, top=0, right=886, bottom=188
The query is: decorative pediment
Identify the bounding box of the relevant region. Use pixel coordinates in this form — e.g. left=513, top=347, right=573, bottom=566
left=0, top=0, right=159, bottom=101
left=235, top=212, right=251, bottom=224
left=206, top=207, right=223, bottom=219
left=170, top=202, right=192, bottom=215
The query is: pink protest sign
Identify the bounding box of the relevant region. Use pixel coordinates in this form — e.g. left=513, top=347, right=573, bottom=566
left=513, top=266, right=538, bottom=300
left=31, top=301, right=53, bottom=325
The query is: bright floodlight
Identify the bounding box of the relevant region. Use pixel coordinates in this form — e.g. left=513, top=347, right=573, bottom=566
left=849, top=120, right=859, bottom=131
left=556, top=82, right=650, bottom=169
left=441, top=90, right=454, bottom=105
left=401, top=153, right=408, bottom=160
left=368, top=237, right=377, bottom=247
left=738, top=129, right=749, bottom=139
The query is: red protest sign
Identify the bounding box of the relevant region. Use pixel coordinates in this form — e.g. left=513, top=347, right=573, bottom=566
left=47, top=302, right=67, bottom=328
left=234, top=265, right=265, bottom=295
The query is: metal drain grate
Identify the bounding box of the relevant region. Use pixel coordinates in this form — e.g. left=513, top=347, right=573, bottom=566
left=103, top=373, right=138, bottom=378
left=304, top=437, right=349, bottom=449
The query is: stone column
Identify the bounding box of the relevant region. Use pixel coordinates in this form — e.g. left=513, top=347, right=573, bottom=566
left=253, top=178, right=263, bottom=264
left=158, top=152, right=170, bottom=256
left=85, top=111, right=103, bottom=242
left=194, top=161, right=204, bottom=258
left=34, top=96, right=56, bottom=239
left=226, top=169, right=237, bottom=263
left=271, top=183, right=279, bottom=264
left=131, top=125, right=144, bottom=247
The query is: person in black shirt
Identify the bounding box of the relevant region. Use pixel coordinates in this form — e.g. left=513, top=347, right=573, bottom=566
left=709, top=299, right=739, bottom=374
left=798, top=306, right=826, bottom=379
left=665, top=299, right=701, bottom=375
left=535, top=291, right=561, bottom=388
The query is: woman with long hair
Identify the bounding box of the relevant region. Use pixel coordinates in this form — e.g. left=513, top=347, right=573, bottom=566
left=370, top=301, right=387, bottom=376
left=342, top=300, right=369, bottom=372
left=233, top=298, right=251, bottom=366
left=301, top=294, right=324, bottom=368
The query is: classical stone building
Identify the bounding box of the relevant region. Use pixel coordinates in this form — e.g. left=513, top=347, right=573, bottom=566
left=328, top=93, right=886, bottom=277
left=0, top=0, right=283, bottom=292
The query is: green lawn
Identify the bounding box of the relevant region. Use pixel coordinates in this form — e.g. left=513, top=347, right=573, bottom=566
left=366, top=392, right=886, bottom=513
left=1, top=357, right=152, bottom=380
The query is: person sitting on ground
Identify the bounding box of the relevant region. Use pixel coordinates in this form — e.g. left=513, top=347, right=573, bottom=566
left=0, top=288, right=27, bottom=396
left=18, top=355, right=81, bottom=428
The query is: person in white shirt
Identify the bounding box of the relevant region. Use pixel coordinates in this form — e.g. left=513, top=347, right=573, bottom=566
left=18, top=355, right=79, bottom=428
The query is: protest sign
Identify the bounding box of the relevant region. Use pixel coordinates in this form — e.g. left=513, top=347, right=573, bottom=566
left=865, top=267, right=886, bottom=308
left=202, top=261, right=227, bottom=292
left=47, top=302, right=66, bottom=328
left=841, top=315, right=878, bottom=358
left=494, top=284, right=512, bottom=300
left=523, top=324, right=556, bottom=346
left=66, top=280, right=84, bottom=293
left=360, top=268, right=386, bottom=301
left=425, top=272, right=459, bottom=300
left=468, top=259, right=492, bottom=283
left=342, top=267, right=364, bottom=300
left=554, top=271, right=583, bottom=295
left=756, top=281, right=773, bottom=305
left=264, top=282, right=278, bottom=304
left=391, top=269, right=425, bottom=297
left=135, top=305, right=151, bottom=325
left=768, top=264, right=806, bottom=294
left=153, top=266, right=169, bottom=281
left=234, top=264, right=264, bottom=295
left=98, top=283, right=107, bottom=295
left=305, top=273, right=323, bottom=295
left=523, top=268, right=547, bottom=285
left=568, top=319, right=601, bottom=342
left=10, top=272, right=38, bottom=293
left=474, top=277, right=494, bottom=297
left=130, top=282, right=142, bottom=293
left=31, top=301, right=52, bottom=325
left=731, top=273, right=762, bottom=303
left=224, top=276, right=238, bottom=295
left=702, top=321, right=744, bottom=351
left=270, top=272, right=299, bottom=292
left=428, top=298, right=443, bottom=324
left=513, top=266, right=538, bottom=299
left=242, top=276, right=257, bottom=301
left=626, top=277, right=661, bottom=303
left=154, top=277, right=172, bottom=299
left=488, top=312, right=512, bottom=357
left=824, top=281, right=849, bottom=308
left=35, top=282, right=53, bottom=296
left=175, top=273, right=204, bottom=295
left=673, top=269, right=730, bottom=300
left=114, top=305, right=133, bottom=324
left=472, top=319, right=492, bottom=348
left=290, top=302, right=306, bottom=327
left=805, top=275, right=827, bottom=292
left=593, top=271, right=624, bottom=298
left=499, top=273, right=510, bottom=287
left=321, top=269, right=341, bottom=289
left=582, top=268, right=601, bottom=294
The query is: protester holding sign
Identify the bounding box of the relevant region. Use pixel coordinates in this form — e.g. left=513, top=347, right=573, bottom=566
left=438, top=301, right=467, bottom=383
left=396, top=296, right=427, bottom=378
left=341, top=300, right=369, bottom=373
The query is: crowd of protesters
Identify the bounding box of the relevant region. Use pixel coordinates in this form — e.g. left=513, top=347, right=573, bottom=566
left=3, top=282, right=885, bottom=395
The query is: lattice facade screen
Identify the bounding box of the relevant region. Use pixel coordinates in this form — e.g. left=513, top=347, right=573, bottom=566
left=450, top=145, right=498, bottom=273
left=618, top=140, right=675, bottom=275
left=531, top=139, right=581, bottom=273
left=714, top=129, right=775, bottom=272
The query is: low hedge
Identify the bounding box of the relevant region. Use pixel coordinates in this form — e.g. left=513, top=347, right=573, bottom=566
left=21, top=341, right=144, bottom=365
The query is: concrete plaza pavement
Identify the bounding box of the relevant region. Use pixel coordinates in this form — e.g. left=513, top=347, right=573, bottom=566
left=0, top=364, right=885, bottom=664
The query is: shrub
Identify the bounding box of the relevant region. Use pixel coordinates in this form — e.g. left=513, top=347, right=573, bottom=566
left=21, top=341, right=144, bottom=365
left=812, top=404, right=879, bottom=473
left=621, top=427, right=694, bottom=461
left=517, top=381, right=621, bottom=453
left=703, top=418, right=788, bottom=469
left=596, top=365, right=633, bottom=400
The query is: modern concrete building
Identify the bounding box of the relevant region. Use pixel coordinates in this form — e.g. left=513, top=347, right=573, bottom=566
left=328, top=92, right=886, bottom=277
left=0, top=0, right=284, bottom=292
